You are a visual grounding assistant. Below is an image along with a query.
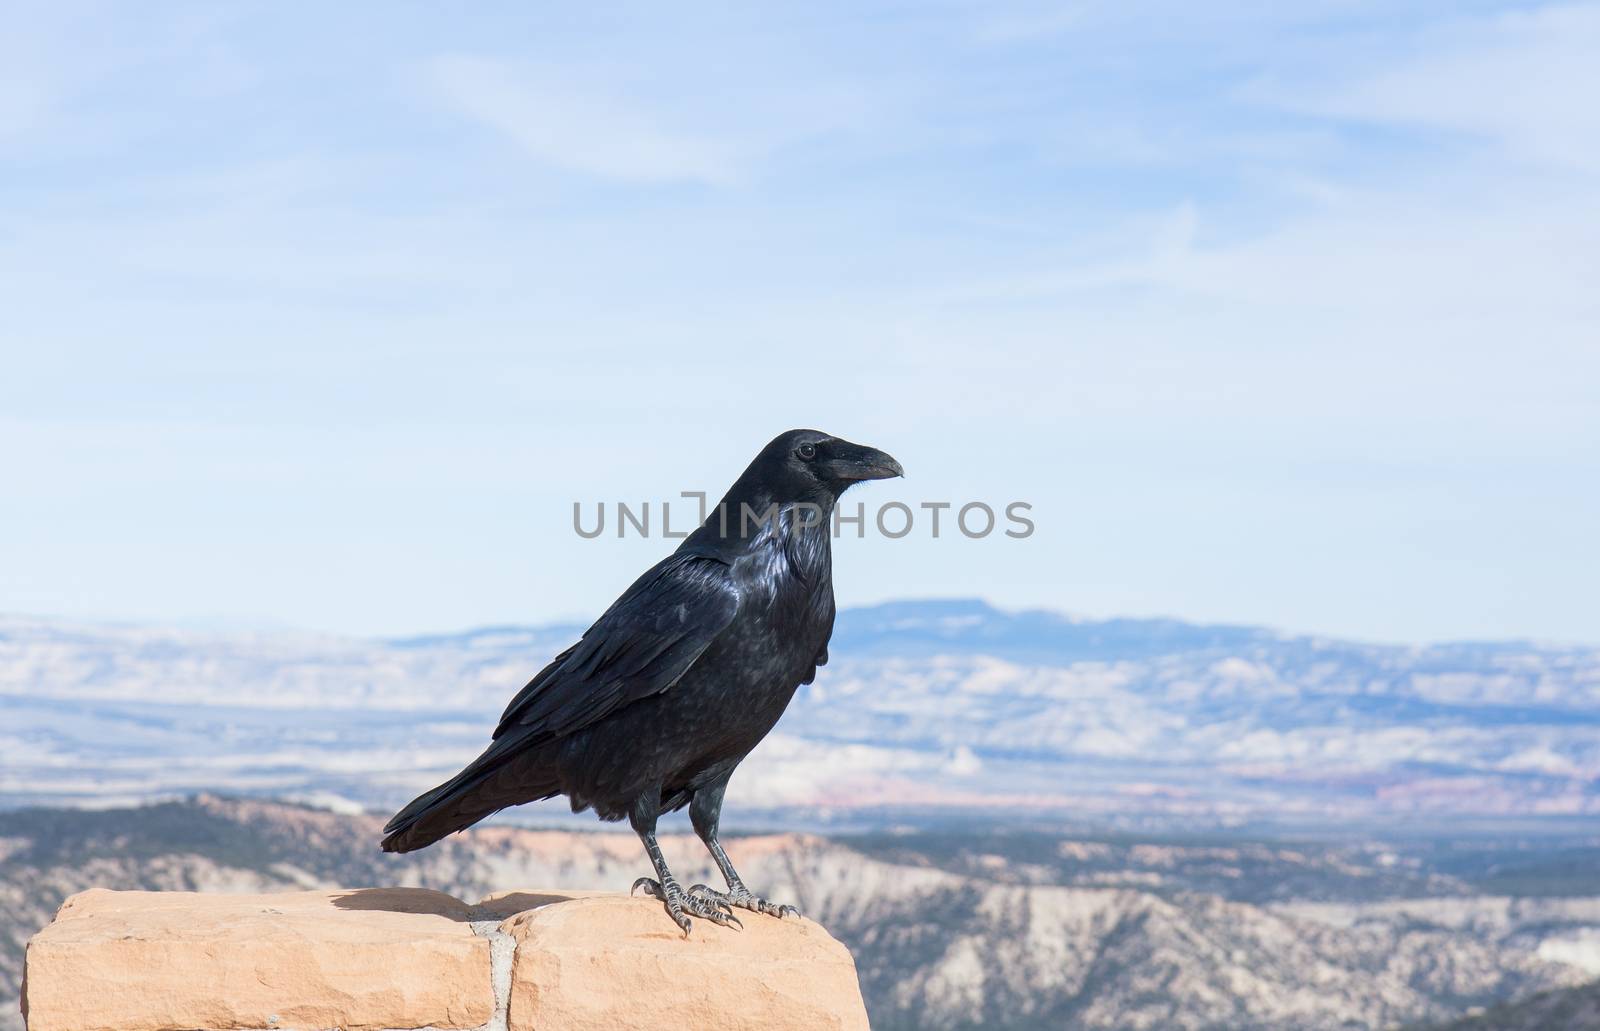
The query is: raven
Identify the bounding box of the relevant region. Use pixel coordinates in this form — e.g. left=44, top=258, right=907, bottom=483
left=381, top=429, right=902, bottom=932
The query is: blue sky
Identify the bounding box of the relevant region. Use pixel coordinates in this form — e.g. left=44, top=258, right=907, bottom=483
left=3, top=1, right=1597, bottom=643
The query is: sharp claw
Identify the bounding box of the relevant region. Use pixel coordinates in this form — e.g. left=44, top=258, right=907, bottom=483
left=687, top=884, right=736, bottom=916
left=688, top=882, right=798, bottom=921
left=635, top=875, right=789, bottom=932
left=682, top=892, right=739, bottom=928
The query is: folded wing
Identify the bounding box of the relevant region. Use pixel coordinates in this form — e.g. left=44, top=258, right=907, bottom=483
left=381, top=552, right=740, bottom=852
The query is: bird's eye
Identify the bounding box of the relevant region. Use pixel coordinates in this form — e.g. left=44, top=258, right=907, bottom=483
left=797, top=443, right=817, bottom=460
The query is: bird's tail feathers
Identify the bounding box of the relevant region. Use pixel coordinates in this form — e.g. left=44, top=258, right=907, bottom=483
left=380, top=738, right=558, bottom=853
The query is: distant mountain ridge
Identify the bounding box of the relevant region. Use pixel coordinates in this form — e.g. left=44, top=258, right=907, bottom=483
left=391, top=597, right=1594, bottom=672
left=3, top=599, right=1599, bottom=822
left=385, top=598, right=1285, bottom=661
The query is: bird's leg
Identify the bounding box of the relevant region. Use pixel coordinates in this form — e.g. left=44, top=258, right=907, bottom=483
left=627, top=796, right=740, bottom=935
left=686, top=780, right=801, bottom=920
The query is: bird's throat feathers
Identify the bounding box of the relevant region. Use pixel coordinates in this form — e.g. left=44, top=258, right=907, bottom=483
left=680, top=491, right=834, bottom=586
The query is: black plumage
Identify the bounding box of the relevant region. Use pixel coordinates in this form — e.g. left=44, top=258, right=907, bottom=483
left=381, top=429, right=902, bottom=932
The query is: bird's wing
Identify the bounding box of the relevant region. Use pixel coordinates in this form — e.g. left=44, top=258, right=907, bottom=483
left=492, top=553, right=740, bottom=742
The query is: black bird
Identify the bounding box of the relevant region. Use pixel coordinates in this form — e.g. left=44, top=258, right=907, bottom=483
left=381, top=429, right=903, bottom=932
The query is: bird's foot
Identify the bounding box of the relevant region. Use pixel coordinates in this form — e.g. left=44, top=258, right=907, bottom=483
left=688, top=882, right=800, bottom=920
left=631, top=876, right=742, bottom=935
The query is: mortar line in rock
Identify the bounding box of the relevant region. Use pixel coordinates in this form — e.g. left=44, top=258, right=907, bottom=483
left=469, top=917, right=515, bottom=1031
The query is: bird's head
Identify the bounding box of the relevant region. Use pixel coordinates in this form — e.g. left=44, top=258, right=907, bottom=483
left=750, top=428, right=904, bottom=502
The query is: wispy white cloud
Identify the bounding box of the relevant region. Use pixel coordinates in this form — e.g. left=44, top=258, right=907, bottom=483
left=952, top=3, right=1600, bottom=352
left=426, top=54, right=744, bottom=185
left=1259, top=4, right=1600, bottom=171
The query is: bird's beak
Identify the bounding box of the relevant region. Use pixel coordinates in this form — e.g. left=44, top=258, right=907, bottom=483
left=826, top=440, right=905, bottom=482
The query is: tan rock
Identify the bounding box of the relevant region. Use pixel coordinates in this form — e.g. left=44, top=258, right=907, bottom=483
left=22, top=886, right=871, bottom=1031
left=23, top=887, right=492, bottom=1031
left=495, top=892, right=870, bottom=1031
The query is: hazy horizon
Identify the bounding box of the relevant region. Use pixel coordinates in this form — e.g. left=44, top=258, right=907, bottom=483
left=6, top=592, right=1597, bottom=651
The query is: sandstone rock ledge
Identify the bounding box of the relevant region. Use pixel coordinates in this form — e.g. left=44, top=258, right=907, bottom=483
left=22, top=887, right=869, bottom=1031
